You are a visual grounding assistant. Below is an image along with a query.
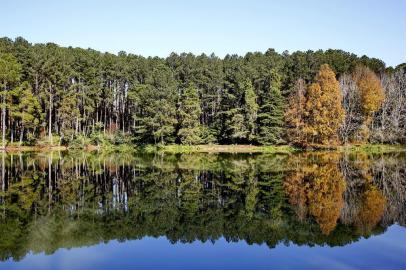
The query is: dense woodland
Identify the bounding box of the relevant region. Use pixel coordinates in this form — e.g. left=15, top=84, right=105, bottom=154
left=0, top=37, right=405, bottom=147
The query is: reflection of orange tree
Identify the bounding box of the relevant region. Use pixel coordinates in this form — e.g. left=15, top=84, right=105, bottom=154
left=356, top=186, right=386, bottom=233
left=284, top=154, right=346, bottom=235
left=341, top=153, right=387, bottom=234
left=284, top=170, right=307, bottom=221
left=353, top=154, right=386, bottom=233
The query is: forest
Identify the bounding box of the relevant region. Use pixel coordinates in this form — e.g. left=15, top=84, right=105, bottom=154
left=0, top=36, right=405, bottom=148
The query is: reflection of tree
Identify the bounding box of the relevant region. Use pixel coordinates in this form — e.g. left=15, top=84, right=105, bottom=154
left=340, top=153, right=388, bottom=234
left=179, top=171, right=202, bottom=218
left=244, top=161, right=258, bottom=219
left=284, top=170, right=307, bottom=221
left=308, top=163, right=346, bottom=235
left=373, top=155, right=406, bottom=227
left=356, top=186, right=386, bottom=233
left=285, top=154, right=346, bottom=235
left=0, top=151, right=404, bottom=261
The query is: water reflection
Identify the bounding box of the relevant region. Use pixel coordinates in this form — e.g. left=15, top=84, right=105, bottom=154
left=0, top=151, right=405, bottom=262
left=285, top=154, right=347, bottom=235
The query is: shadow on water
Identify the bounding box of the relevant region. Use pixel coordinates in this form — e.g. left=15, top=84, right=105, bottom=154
left=0, top=150, right=405, bottom=261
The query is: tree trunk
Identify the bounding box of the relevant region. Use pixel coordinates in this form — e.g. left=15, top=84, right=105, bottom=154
left=10, top=123, right=13, bottom=143
left=104, top=107, right=106, bottom=134
left=1, top=151, right=5, bottom=191
left=49, top=90, right=53, bottom=145
left=1, top=151, right=4, bottom=217
left=48, top=154, right=52, bottom=213
left=2, top=83, right=6, bottom=149
left=19, top=127, right=24, bottom=146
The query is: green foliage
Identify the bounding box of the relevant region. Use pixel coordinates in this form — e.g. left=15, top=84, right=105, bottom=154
left=243, top=79, right=259, bottom=141
left=58, top=91, right=80, bottom=141
left=0, top=52, right=21, bottom=86
left=35, top=134, right=61, bottom=147
left=177, top=84, right=202, bottom=144
left=0, top=37, right=402, bottom=148
left=0, top=52, right=22, bottom=147
left=257, top=70, right=285, bottom=145
left=68, top=134, right=92, bottom=149
left=226, top=108, right=248, bottom=143
left=9, top=82, right=43, bottom=143
left=199, top=125, right=217, bottom=144
left=133, top=79, right=177, bottom=144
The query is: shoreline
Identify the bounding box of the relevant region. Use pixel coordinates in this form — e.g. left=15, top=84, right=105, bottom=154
left=1, top=145, right=68, bottom=152
left=1, top=144, right=406, bottom=154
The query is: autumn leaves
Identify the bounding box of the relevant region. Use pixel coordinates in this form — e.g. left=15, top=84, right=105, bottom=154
left=286, top=64, right=385, bottom=147
left=284, top=153, right=387, bottom=235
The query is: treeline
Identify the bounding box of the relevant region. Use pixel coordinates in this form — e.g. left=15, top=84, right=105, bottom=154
left=0, top=36, right=405, bottom=147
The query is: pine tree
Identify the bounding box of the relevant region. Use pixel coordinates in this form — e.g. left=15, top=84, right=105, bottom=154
left=242, top=79, right=258, bottom=142
left=0, top=52, right=21, bottom=148
left=178, top=84, right=202, bottom=144
left=58, top=90, right=80, bottom=142
left=257, top=70, right=285, bottom=145
left=133, top=81, right=177, bottom=144
left=228, top=108, right=248, bottom=143
left=9, top=82, right=42, bottom=144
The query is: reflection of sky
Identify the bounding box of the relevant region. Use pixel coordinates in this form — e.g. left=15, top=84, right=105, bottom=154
left=2, top=225, right=405, bottom=270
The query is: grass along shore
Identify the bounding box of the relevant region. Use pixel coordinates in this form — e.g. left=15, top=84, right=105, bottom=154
left=2, top=143, right=406, bottom=155
left=139, top=144, right=406, bottom=154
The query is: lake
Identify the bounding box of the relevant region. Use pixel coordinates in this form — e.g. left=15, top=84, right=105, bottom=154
left=0, top=151, right=405, bottom=270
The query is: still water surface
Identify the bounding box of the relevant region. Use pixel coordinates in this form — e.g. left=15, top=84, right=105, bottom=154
left=0, top=151, right=405, bottom=269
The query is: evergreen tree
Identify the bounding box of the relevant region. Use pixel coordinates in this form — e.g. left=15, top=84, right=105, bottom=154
left=257, top=70, right=285, bottom=145
left=242, top=79, right=258, bottom=142
left=178, top=84, right=202, bottom=144
left=58, top=91, right=80, bottom=142
left=133, top=82, right=177, bottom=144
left=9, top=82, right=42, bottom=144
left=0, top=52, right=21, bottom=148
left=227, top=108, right=248, bottom=143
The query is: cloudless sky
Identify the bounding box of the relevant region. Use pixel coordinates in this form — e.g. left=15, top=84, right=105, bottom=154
left=1, top=0, right=405, bottom=67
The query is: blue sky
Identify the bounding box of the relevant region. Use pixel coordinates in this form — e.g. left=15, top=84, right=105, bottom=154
left=1, top=0, right=405, bottom=67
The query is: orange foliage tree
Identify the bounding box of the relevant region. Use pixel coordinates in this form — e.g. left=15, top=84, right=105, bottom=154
left=353, top=65, right=385, bottom=141
left=285, top=79, right=306, bottom=145
left=286, top=64, right=345, bottom=146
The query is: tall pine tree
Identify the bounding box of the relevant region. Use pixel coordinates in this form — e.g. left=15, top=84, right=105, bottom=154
left=0, top=52, right=21, bottom=148
left=178, top=84, right=202, bottom=144
left=243, top=79, right=258, bottom=142
left=228, top=108, right=248, bottom=143
left=58, top=90, right=80, bottom=142
left=9, top=82, right=42, bottom=145
left=257, top=70, right=285, bottom=145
